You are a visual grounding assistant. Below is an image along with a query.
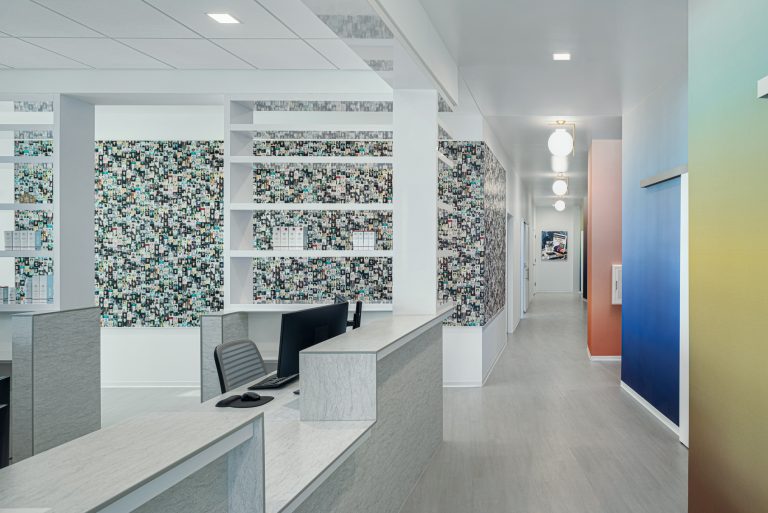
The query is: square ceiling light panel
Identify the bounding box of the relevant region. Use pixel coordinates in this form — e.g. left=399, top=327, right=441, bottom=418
left=257, top=0, right=337, bottom=38
left=34, top=0, right=197, bottom=38
left=0, top=38, right=88, bottom=68
left=306, top=39, right=369, bottom=70
left=213, top=38, right=335, bottom=69
left=119, top=39, right=252, bottom=69
left=0, top=0, right=101, bottom=37
left=26, top=38, right=170, bottom=69
left=146, top=0, right=293, bottom=38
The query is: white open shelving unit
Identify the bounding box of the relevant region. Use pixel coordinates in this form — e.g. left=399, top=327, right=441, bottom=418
left=0, top=94, right=95, bottom=359
left=224, top=95, right=395, bottom=313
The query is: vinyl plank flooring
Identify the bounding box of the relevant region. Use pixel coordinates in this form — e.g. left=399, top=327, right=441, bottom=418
left=400, top=293, right=688, bottom=513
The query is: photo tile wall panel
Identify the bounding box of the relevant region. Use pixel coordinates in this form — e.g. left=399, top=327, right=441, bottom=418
left=14, top=163, right=53, bottom=203
left=252, top=210, right=392, bottom=250
left=253, top=163, right=392, bottom=204
left=252, top=100, right=392, bottom=112
left=14, top=210, right=54, bottom=250
left=253, top=139, right=392, bottom=157
left=438, top=141, right=506, bottom=327
left=482, top=146, right=507, bottom=322
left=94, top=141, right=224, bottom=327
left=253, top=130, right=392, bottom=140
left=253, top=257, right=392, bottom=303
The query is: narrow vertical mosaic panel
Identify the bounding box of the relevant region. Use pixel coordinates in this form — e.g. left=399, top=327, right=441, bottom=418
left=482, top=147, right=507, bottom=322
left=94, top=141, right=224, bottom=327
left=438, top=141, right=506, bottom=327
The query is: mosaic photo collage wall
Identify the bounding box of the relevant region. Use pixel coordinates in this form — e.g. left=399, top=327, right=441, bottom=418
left=438, top=141, right=506, bottom=327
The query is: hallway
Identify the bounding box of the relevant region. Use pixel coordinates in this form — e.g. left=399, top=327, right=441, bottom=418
left=401, top=294, right=688, bottom=513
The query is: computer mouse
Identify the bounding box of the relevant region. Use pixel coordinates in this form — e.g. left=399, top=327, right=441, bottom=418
left=241, top=391, right=261, bottom=402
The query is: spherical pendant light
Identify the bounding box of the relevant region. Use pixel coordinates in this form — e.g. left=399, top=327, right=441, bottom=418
left=551, top=155, right=568, bottom=173
left=552, top=179, right=568, bottom=196
left=548, top=128, right=574, bottom=157
left=554, top=200, right=566, bottom=212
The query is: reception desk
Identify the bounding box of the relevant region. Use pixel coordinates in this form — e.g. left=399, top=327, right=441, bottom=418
left=0, top=304, right=453, bottom=513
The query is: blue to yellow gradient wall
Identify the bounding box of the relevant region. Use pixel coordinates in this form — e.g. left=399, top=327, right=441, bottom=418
left=689, top=0, right=768, bottom=511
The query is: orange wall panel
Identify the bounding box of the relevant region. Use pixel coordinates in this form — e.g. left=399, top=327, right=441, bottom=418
left=587, top=140, right=622, bottom=357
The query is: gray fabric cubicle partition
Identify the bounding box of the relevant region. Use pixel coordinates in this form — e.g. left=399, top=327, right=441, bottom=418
left=11, top=307, right=101, bottom=463
left=200, top=312, right=249, bottom=402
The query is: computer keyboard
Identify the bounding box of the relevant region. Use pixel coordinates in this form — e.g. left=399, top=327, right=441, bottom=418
left=248, top=373, right=298, bottom=390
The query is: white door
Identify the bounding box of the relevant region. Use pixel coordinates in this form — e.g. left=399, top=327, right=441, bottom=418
left=507, top=214, right=515, bottom=332
left=521, top=221, right=530, bottom=315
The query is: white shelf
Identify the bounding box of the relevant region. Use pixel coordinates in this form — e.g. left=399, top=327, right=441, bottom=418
left=0, top=155, right=54, bottom=164
left=437, top=250, right=459, bottom=258
left=230, top=202, right=393, bottom=212
left=437, top=201, right=455, bottom=213
left=0, top=203, right=54, bottom=211
left=231, top=122, right=392, bottom=133
left=231, top=249, right=393, bottom=258
left=0, top=250, right=53, bottom=257
left=230, top=155, right=393, bottom=165
left=437, top=151, right=455, bottom=168
left=0, top=123, right=54, bottom=131
left=228, top=303, right=393, bottom=313
left=0, top=304, right=57, bottom=313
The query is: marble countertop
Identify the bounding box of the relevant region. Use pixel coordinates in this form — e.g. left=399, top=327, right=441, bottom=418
left=302, top=303, right=454, bottom=360
left=0, top=411, right=262, bottom=513
left=201, top=378, right=374, bottom=513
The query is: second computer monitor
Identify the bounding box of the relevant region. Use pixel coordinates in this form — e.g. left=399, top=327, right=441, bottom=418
left=276, top=302, right=349, bottom=378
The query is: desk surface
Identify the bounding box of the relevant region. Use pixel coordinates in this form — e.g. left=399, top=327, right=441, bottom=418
left=0, top=411, right=262, bottom=513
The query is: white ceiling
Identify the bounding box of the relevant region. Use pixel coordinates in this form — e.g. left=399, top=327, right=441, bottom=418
left=419, top=0, right=687, bottom=206
left=0, top=0, right=366, bottom=70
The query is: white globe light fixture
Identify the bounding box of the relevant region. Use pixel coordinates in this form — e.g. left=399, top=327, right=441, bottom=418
left=548, top=128, right=574, bottom=157
left=554, top=200, right=566, bottom=212
left=552, top=178, right=568, bottom=196
left=551, top=155, right=568, bottom=173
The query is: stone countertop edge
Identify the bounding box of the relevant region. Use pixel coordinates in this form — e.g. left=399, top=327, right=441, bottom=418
left=301, top=303, right=455, bottom=360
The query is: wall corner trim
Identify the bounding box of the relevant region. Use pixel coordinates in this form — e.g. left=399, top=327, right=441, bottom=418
left=620, top=381, right=680, bottom=436
left=587, top=348, right=621, bottom=362
left=639, top=165, right=688, bottom=188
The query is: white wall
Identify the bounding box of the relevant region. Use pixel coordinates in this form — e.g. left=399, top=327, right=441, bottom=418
left=96, top=105, right=223, bottom=387
left=534, top=205, right=582, bottom=293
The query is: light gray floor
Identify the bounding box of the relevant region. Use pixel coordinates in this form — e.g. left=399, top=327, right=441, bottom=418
left=400, top=293, right=688, bottom=513
left=101, top=387, right=200, bottom=427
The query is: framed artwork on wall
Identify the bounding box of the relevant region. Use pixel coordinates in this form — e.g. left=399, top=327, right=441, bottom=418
left=541, top=231, right=568, bottom=261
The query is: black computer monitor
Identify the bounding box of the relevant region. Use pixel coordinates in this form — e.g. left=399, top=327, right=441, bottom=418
left=276, top=302, right=349, bottom=378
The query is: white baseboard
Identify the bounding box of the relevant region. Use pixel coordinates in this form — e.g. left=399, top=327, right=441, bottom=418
left=620, top=381, right=679, bottom=436
left=102, top=381, right=199, bottom=388
left=443, top=381, right=483, bottom=388
left=481, top=339, right=507, bottom=386
left=587, top=347, right=621, bottom=361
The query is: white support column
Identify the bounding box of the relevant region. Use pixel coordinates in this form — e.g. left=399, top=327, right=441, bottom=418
left=392, top=89, right=438, bottom=315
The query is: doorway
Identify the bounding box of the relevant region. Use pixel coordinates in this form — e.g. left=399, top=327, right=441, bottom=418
left=521, top=221, right=530, bottom=316
left=506, top=214, right=515, bottom=333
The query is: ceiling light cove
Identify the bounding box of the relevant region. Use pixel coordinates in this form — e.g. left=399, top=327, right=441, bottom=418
left=207, top=13, right=240, bottom=24
left=552, top=53, right=571, bottom=61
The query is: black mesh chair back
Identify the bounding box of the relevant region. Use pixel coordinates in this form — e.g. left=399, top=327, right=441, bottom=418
left=213, top=340, right=268, bottom=393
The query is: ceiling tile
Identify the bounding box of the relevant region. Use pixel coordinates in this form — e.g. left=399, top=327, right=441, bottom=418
left=0, top=0, right=101, bottom=37
left=0, top=38, right=89, bottom=68
left=257, top=0, right=337, bottom=38
left=306, top=39, right=368, bottom=70
left=119, top=39, right=252, bottom=69
left=213, top=38, right=334, bottom=69
left=34, top=0, right=197, bottom=38
left=145, top=0, right=294, bottom=39
left=25, top=38, right=169, bottom=69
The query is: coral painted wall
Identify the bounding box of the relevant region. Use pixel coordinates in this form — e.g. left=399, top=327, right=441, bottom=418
left=587, top=140, right=622, bottom=357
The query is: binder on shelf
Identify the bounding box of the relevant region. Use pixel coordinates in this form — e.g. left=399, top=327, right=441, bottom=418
left=13, top=231, right=22, bottom=250
left=47, top=274, right=53, bottom=303
left=3, top=231, right=12, bottom=250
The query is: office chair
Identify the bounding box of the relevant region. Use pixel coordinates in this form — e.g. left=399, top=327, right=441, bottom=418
left=213, top=340, right=268, bottom=394
left=334, top=295, right=363, bottom=329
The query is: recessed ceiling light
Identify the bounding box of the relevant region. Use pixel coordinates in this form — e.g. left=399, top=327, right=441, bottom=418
left=207, top=13, right=240, bottom=24
left=553, top=53, right=571, bottom=61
